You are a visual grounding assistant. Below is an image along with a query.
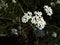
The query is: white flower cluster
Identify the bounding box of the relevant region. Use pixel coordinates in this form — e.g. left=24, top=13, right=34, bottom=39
left=44, top=5, right=53, bottom=16
left=22, top=11, right=32, bottom=23
left=22, top=5, right=53, bottom=30
left=22, top=11, right=46, bottom=30
left=31, top=11, right=46, bottom=30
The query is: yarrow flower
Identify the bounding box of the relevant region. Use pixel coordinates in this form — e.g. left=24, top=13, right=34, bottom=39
left=22, top=11, right=32, bottom=23
left=44, top=5, right=53, bottom=16
left=31, top=12, right=46, bottom=30
left=31, top=11, right=46, bottom=30
left=22, top=11, right=46, bottom=30
left=36, top=17, right=46, bottom=30
left=31, top=17, right=46, bottom=30
left=22, top=5, right=53, bottom=30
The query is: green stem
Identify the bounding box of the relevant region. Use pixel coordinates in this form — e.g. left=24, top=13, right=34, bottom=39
left=16, top=0, right=25, bottom=30
left=35, top=37, right=40, bottom=45
left=18, top=2, right=25, bottom=13
left=49, top=24, right=60, bottom=31
left=47, top=23, right=60, bottom=31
